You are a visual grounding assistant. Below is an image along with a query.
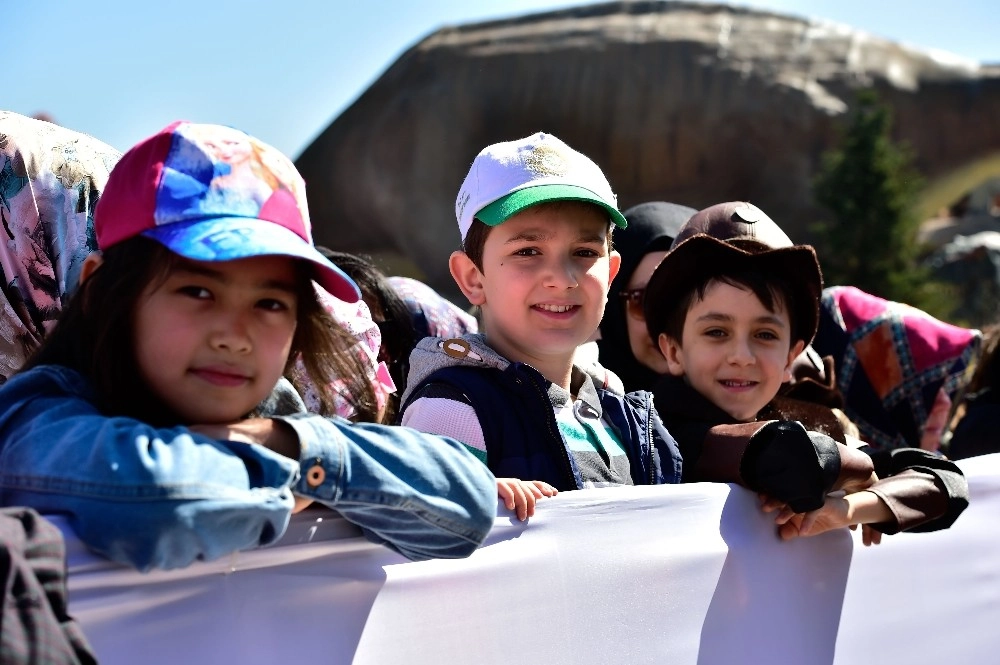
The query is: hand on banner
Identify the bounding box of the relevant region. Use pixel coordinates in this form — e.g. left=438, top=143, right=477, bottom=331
left=761, top=490, right=890, bottom=546
left=496, top=479, right=558, bottom=521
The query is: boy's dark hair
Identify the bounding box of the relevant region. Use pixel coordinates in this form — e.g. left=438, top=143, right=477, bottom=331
left=317, top=248, right=420, bottom=422
left=658, top=269, right=801, bottom=346
left=462, top=200, right=616, bottom=272
left=24, top=236, right=379, bottom=425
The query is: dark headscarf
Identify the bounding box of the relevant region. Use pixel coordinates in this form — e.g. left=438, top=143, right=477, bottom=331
left=598, top=201, right=696, bottom=391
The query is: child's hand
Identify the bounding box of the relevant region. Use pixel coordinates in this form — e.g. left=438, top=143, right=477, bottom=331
left=496, top=479, right=558, bottom=521
left=761, top=490, right=890, bottom=546
left=765, top=493, right=851, bottom=540
left=855, top=524, right=883, bottom=547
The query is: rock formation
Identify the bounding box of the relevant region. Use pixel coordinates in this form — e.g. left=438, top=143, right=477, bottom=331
left=297, top=1, right=1000, bottom=299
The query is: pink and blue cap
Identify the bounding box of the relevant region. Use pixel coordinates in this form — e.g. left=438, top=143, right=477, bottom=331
left=94, top=121, right=360, bottom=303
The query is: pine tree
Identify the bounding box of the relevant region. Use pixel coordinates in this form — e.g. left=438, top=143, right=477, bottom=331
left=812, top=90, right=937, bottom=310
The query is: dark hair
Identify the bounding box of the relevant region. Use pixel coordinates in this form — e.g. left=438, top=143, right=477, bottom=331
left=316, top=248, right=420, bottom=422
left=658, top=270, right=800, bottom=346
left=964, top=323, right=1000, bottom=396
left=24, top=236, right=378, bottom=425
left=462, top=200, right=616, bottom=272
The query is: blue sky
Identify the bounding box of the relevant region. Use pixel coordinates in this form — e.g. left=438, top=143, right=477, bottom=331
left=9, top=0, right=996, bottom=158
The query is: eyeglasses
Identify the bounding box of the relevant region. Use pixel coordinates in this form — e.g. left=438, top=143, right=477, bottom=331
left=619, top=288, right=645, bottom=320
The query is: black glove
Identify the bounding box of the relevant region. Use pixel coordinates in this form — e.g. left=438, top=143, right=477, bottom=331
left=739, top=420, right=841, bottom=512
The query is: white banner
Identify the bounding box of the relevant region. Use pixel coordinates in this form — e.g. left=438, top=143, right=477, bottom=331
left=61, top=454, right=1000, bottom=664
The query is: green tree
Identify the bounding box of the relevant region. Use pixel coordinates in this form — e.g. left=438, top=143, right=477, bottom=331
left=812, top=90, right=941, bottom=313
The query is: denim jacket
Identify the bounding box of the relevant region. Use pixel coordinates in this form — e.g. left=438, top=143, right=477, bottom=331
left=0, top=365, right=498, bottom=571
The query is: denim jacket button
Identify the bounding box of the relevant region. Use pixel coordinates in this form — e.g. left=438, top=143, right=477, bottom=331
left=305, top=463, right=326, bottom=488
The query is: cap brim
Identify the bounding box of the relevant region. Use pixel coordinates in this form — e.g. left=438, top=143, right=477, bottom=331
left=476, top=184, right=628, bottom=229
left=142, top=217, right=361, bottom=303
left=644, top=234, right=822, bottom=344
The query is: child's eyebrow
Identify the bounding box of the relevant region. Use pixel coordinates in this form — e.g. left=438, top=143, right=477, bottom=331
left=694, top=312, right=735, bottom=324
left=695, top=311, right=788, bottom=327
left=503, top=229, right=607, bottom=244
left=576, top=231, right=608, bottom=244
left=503, top=229, right=552, bottom=244
left=173, top=262, right=298, bottom=293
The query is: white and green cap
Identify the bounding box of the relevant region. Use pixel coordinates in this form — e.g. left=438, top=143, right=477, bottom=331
left=454, top=132, right=628, bottom=242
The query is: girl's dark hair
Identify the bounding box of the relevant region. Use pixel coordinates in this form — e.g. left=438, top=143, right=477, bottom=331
left=24, top=236, right=378, bottom=425
left=660, top=270, right=800, bottom=345
left=316, top=249, right=419, bottom=422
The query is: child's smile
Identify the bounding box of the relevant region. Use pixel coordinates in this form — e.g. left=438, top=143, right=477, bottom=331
left=659, top=280, right=803, bottom=422
left=133, top=254, right=300, bottom=424
left=471, top=203, right=620, bottom=381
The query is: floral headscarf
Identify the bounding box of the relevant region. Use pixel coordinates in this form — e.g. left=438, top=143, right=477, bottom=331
left=293, top=287, right=396, bottom=421
left=386, top=276, right=477, bottom=339
left=0, top=111, right=120, bottom=382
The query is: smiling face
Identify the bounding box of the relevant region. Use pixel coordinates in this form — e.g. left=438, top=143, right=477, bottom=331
left=658, top=279, right=803, bottom=422
left=451, top=202, right=620, bottom=383
left=133, top=254, right=300, bottom=424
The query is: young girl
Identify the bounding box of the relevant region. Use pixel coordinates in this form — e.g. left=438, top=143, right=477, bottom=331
left=0, top=121, right=496, bottom=571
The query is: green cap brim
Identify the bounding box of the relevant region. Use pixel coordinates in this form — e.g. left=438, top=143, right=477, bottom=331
left=475, top=184, right=628, bottom=229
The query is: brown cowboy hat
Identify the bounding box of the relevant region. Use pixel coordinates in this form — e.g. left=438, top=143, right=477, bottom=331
left=643, top=201, right=823, bottom=345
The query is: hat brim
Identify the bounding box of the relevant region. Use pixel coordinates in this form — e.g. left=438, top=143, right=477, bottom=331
left=476, top=183, right=628, bottom=229
left=142, top=217, right=361, bottom=303
left=643, top=234, right=822, bottom=344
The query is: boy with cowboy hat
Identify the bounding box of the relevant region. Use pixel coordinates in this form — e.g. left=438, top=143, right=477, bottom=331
left=644, top=201, right=967, bottom=542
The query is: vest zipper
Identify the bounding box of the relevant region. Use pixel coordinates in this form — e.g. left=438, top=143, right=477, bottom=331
left=522, top=367, right=577, bottom=489
left=645, top=393, right=656, bottom=485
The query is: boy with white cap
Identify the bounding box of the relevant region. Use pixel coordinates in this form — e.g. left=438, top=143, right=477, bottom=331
left=400, top=133, right=683, bottom=519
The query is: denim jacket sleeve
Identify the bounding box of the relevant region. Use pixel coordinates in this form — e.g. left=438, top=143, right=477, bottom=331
left=0, top=365, right=497, bottom=571
left=277, top=414, right=497, bottom=561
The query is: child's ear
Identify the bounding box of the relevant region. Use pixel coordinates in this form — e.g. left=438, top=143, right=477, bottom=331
left=449, top=250, right=486, bottom=306
left=783, top=340, right=807, bottom=382
left=657, top=333, right=686, bottom=376
left=608, top=249, right=622, bottom=284
left=79, top=252, right=104, bottom=286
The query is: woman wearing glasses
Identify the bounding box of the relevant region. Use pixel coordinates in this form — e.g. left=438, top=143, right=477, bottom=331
left=597, top=202, right=696, bottom=392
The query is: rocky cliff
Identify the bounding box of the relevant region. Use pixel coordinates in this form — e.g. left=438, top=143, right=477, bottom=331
left=296, top=1, right=1000, bottom=297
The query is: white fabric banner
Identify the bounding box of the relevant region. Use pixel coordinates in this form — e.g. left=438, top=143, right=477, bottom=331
left=61, top=454, right=1000, bottom=664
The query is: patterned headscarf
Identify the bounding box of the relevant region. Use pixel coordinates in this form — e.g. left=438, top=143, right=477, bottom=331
left=812, top=286, right=981, bottom=450
left=0, top=112, right=121, bottom=382
left=292, top=287, right=396, bottom=421
left=386, top=276, right=478, bottom=339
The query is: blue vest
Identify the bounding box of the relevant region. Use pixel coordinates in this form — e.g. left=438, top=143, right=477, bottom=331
left=406, top=363, right=682, bottom=491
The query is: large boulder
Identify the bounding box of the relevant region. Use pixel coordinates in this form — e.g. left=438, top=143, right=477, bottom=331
left=297, top=0, right=1000, bottom=297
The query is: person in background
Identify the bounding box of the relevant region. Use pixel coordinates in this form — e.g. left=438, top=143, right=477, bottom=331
left=0, top=121, right=497, bottom=571
left=314, top=250, right=479, bottom=422
left=942, top=323, right=1000, bottom=460
left=597, top=201, right=696, bottom=392
left=812, top=285, right=981, bottom=453
left=0, top=111, right=121, bottom=382
left=386, top=275, right=478, bottom=340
